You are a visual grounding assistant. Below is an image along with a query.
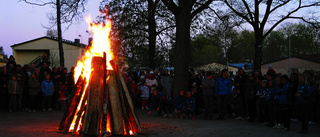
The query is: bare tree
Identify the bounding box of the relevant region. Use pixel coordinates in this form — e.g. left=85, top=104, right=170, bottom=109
left=161, top=0, right=214, bottom=96
left=21, top=0, right=88, bottom=67
left=215, top=0, right=320, bottom=71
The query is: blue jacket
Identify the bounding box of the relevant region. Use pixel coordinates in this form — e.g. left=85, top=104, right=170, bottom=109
left=185, top=96, right=195, bottom=111
left=149, top=92, right=162, bottom=110
left=266, top=87, right=277, bottom=101
left=215, top=77, right=232, bottom=95
left=256, top=85, right=268, bottom=104
left=41, top=80, right=54, bottom=96
left=296, top=84, right=311, bottom=102
left=275, top=82, right=291, bottom=104
left=174, top=96, right=185, bottom=110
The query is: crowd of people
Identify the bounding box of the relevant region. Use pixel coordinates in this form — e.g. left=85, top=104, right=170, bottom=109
left=0, top=55, right=75, bottom=112
left=122, top=65, right=320, bottom=134
left=1, top=55, right=320, bottom=134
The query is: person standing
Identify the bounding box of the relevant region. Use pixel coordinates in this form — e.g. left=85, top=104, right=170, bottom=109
left=0, top=66, right=10, bottom=111
left=296, top=75, right=311, bottom=134
left=161, top=70, right=173, bottom=97
left=234, top=68, right=248, bottom=120
left=139, top=82, right=149, bottom=110
left=28, top=73, right=39, bottom=112
left=8, top=75, right=19, bottom=112
left=41, top=74, right=54, bottom=111
left=215, top=69, right=232, bottom=120
left=202, top=71, right=215, bottom=119
left=6, top=55, right=16, bottom=75
left=276, top=75, right=291, bottom=131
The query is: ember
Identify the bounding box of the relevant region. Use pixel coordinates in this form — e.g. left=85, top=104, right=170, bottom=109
left=58, top=16, right=141, bottom=136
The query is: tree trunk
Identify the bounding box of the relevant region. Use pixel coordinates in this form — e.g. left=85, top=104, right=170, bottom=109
left=253, top=30, right=263, bottom=72
left=57, top=0, right=65, bottom=67
left=172, top=11, right=191, bottom=97
left=148, top=0, right=156, bottom=69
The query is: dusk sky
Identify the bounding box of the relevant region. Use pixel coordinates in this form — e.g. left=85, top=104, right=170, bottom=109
left=0, top=1, right=101, bottom=56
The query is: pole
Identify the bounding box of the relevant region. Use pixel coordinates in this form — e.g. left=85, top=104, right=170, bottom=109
left=289, top=35, right=291, bottom=76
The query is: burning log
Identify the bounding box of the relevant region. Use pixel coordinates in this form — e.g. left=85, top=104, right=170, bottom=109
left=59, top=16, right=141, bottom=136
left=81, top=57, right=104, bottom=135
left=58, top=76, right=86, bottom=133
left=58, top=57, right=141, bottom=136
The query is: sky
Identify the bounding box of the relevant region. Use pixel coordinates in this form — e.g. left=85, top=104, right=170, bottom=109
left=0, top=0, right=102, bottom=56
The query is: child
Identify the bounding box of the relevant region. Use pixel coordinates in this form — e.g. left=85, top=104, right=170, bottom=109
left=139, top=82, right=149, bottom=110
left=8, top=75, right=19, bottom=112
left=160, top=93, right=173, bottom=118
left=58, top=82, right=67, bottom=110
left=256, top=80, right=268, bottom=123
left=148, top=89, right=162, bottom=116
left=174, top=90, right=185, bottom=119
left=185, top=91, right=196, bottom=119
left=41, top=74, right=54, bottom=111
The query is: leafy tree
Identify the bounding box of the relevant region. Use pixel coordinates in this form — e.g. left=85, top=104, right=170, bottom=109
left=263, top=30, right=287, bottom=62
left=216, top=0, right=320, bottom=71
left=227, top=30, right=255, bottom=63
left=21, top=0, right=88, bottom=67
left=190, top=35, right=224, bottom=67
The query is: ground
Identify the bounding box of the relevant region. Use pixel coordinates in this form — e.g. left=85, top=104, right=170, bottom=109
left=0, top=109, right=319, bottom=137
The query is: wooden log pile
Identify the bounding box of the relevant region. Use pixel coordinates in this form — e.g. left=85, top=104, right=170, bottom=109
left=58, top=55, right=141, bottom=136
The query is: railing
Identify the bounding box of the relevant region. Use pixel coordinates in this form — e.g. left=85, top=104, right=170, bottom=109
left=28, top=56, right=43, bottom=67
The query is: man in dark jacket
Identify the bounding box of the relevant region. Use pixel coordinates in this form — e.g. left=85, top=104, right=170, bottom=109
left=234, top=68, right=248, bottom=119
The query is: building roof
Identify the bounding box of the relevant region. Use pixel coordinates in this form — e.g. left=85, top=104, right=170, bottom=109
left=10, top=36, right=87, bottom=48
left=262, top=54, right=320, bottom=65
left=0, top=54, right=8, bottom=63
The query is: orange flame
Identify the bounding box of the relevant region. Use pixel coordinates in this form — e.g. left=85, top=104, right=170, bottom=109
left=69, top=15, right=114, bottom=134
left=74, top=15, right=114, bottom=85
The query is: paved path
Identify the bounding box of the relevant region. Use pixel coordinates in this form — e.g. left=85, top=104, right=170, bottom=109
left=0, top=110, right=319, bottom=137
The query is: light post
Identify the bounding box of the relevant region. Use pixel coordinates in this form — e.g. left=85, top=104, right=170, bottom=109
left=288, top=33, right=291, bottom=77
left=78, top=35, right=83, bottom=55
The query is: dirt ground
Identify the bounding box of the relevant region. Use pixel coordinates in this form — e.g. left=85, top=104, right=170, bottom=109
left=0, top=109, right=319, bottom=137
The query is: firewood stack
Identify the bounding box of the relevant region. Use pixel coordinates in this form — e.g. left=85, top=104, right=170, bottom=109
left=58, top=54, right=141, bottom=136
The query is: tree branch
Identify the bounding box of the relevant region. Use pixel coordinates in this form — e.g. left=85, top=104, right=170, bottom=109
left=161, top=0, right=178, bottom=14
left=223, top=0, right=253, bottom=26
left=19, top=0, right=55, bottom=6
left=191, top=0, right=214, bottom=19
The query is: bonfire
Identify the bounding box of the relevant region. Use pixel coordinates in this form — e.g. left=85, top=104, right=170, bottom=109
left=58, top=16, right=141, bottom=136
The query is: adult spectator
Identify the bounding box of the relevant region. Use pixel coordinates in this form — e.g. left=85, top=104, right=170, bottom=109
left=161, top=70, right=173, bottom=97
left=215, top=69, right=232, bottom=120
left=296, top=74, right=311, bottom=134
left=6, top=55, right=16, bottom=75
left=0, top=67, right=10, bottom=111
left=133, top=65, right=143, bottom=83
left=8, top=75, right=19, bottom=112
left=28, top=73, right=39, bottom=112
left=39, top=62, right=51, bottom=83
left=246, top=74, right=257, bottom=122
left=276, top=75, right=291, bottom=131
left=13, top=65, right=27, bottom=110
left=234, top=68, right=248, bottom=120
left=202, top=71, right=215, bottom=119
